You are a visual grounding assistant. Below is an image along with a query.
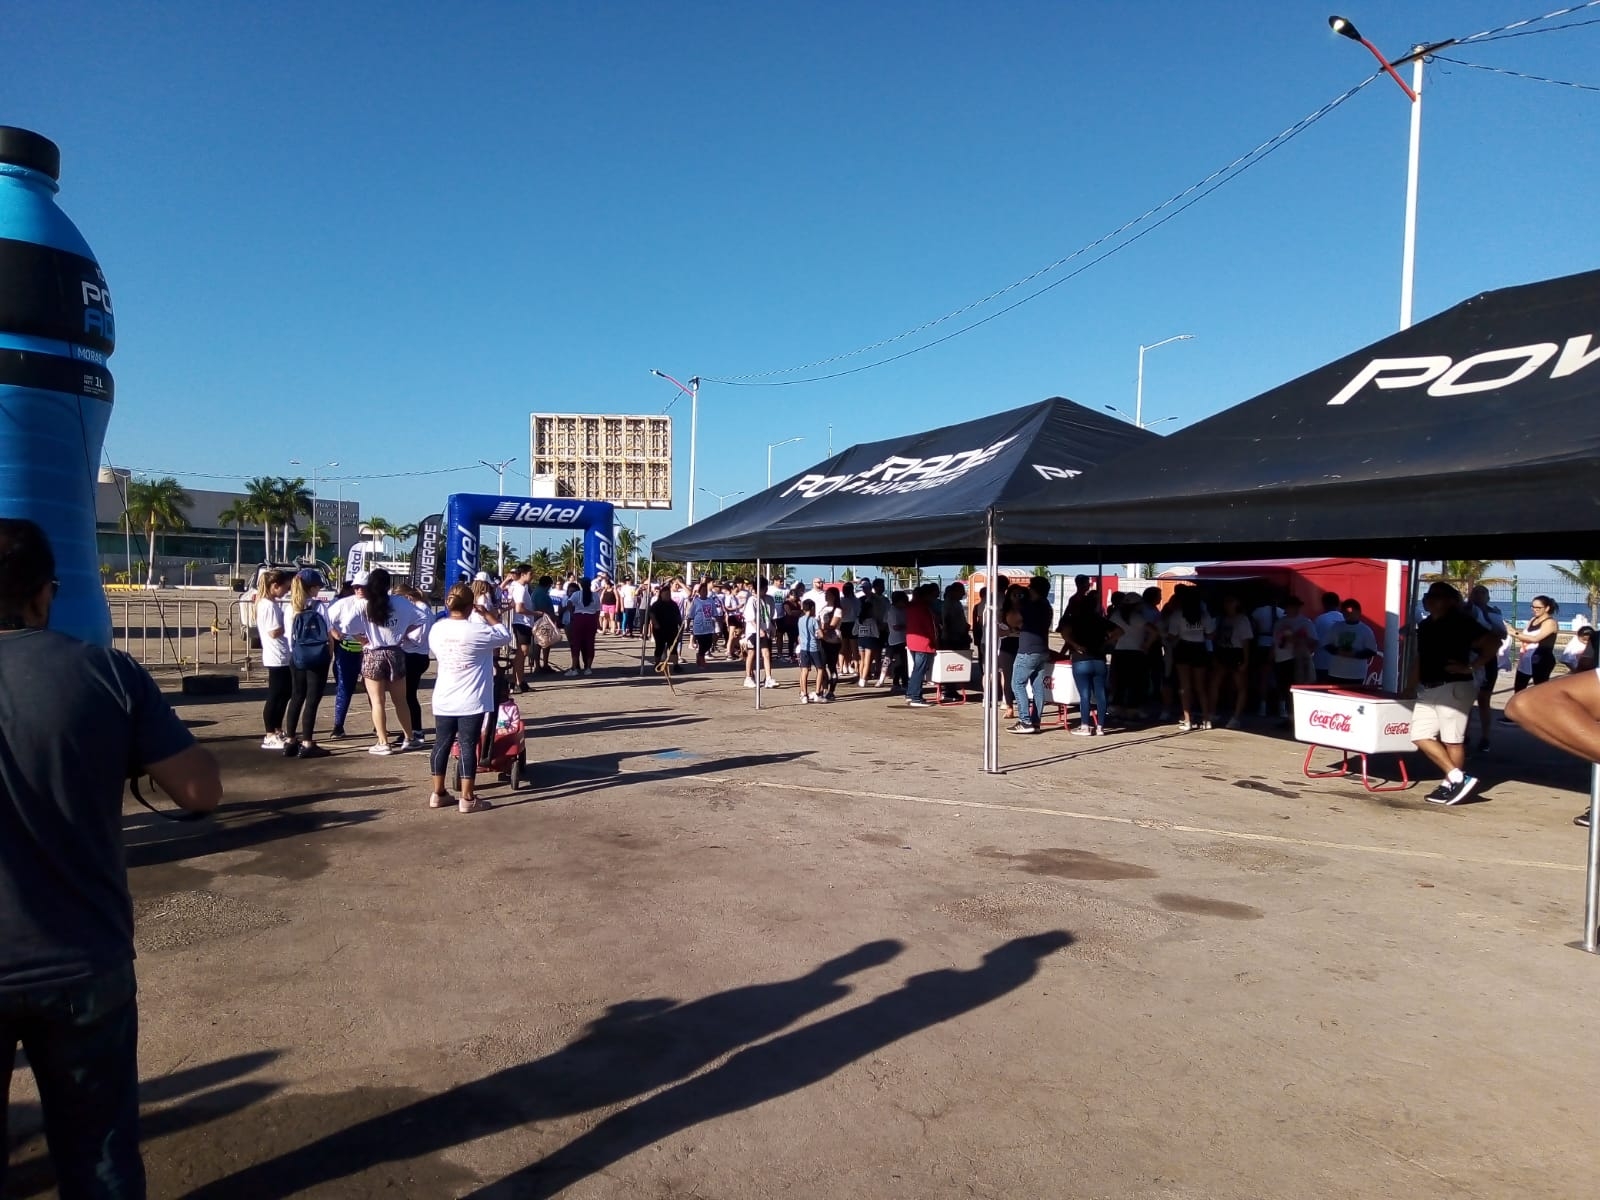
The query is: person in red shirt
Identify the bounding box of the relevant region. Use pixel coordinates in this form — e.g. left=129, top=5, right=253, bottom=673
left=904, top=583, right=941, bottom=707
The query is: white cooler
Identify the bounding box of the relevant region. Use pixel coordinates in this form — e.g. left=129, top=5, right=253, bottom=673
left=933, top=650, right=972, bottom=705
left=1291, top=685, right=1416, bottom=792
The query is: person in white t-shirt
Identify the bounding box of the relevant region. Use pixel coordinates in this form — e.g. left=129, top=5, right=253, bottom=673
left=506, top=566, right=533, bottom=693
left=803, top=577, right=828, bottom=619
left=339, top=568, right=426, bottom=755
left=255, top=569, right=294, bottom=749
left=426, top=583, right=512, bottom=813
left=1210, top=594, right=1256, bottom=729
left=618, top=580, right=638, bottom=637
left=1249, top=599, right=1282, bottom=717
left=1311, top=592, right=1346, bottom=683
left=1164, top=587, right=1216, bottom=732
left=1322, top=599, right=1379, bottom=686
left=1271, top=596, right=1317, bottom=721
left=743, top=579, right=778, bottom=688
left=689, top=582, right=722, bottom=667
left=564, top=578, right=603, bottom=675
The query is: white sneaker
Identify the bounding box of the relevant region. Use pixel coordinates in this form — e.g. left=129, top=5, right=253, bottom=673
left=368, top=744, right=394, bottom=756
left=563, top=668, right=579, bottom=678
left=800, top=694, right=812, bottom=704
left=1070, top=725, right=1094, bottom=737
left=743, top=677, right=757, bottom=689
left=763, top=678, right=779, bottom=689
left=261, top=734, right=284, bottom=750
left=1177, top=718, right=1192, bottom=732
left=1225, top=718, right=1242, bottom=730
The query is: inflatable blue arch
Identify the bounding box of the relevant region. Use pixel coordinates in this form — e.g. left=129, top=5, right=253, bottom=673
left=443, top=493, right=614, bottom=585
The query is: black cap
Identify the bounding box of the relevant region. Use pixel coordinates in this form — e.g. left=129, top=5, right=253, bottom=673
left=0, top=128, right=61, bottom=182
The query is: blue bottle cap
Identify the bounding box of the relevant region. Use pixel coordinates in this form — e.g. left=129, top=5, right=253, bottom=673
left=0, top=127, right=60, bottom=182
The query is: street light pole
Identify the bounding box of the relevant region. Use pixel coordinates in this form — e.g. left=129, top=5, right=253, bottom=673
left=1329, top=17, right=1457, bottom=692
left=478, top=458, right=517, bottom=575
left=699, top=487, right=744, bottom=512
left=1134, top=334, right=1193, bottom=430
left=766, top=436, right=804, bottom=488
left=290, top=459, right=338, bottom=562
left=651, top=369, right=701, bottom=578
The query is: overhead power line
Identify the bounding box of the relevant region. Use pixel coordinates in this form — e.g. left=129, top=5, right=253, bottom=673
left=1434, top=54, right=1600, bottom=92
left=702, top=73, right=1381, bottom=388
left=698, top=0, right=1600, bottom=390
left=120, top=464, right=484, bottom=483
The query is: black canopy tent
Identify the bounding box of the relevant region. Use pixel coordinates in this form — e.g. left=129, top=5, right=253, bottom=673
left=654, top=397, right=1157, bottom=566
left=995, top=268, right=1600, bottom=561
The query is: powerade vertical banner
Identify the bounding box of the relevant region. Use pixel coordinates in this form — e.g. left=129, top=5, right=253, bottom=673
left=442, top=493, right=614, bottom=585
left=409, top=513, right=444, bottom=602
left=0, top=128, right=115, bottom=645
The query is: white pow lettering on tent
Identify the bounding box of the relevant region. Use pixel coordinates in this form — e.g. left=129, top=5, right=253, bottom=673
left=1326, top=333, right=1600, bottom=406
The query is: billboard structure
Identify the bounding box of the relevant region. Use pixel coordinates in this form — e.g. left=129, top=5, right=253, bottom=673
left=529, top=413, right=673, bottom=510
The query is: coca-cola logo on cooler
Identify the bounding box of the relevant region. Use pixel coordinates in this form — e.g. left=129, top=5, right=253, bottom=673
left=1308, top=710, right=1352, bottom=733
left=1383, top=722, right=1411, bottom=737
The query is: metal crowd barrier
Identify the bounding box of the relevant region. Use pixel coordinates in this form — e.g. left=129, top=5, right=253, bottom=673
left=108, top=598, right=245, bottom=673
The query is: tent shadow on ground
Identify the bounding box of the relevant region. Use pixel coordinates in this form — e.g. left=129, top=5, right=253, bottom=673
left=506, top=750, right=814, bottom=807
left=529, top=712, right=708, bottom=735
left=182, top=932, right=1071, bottom=1198
left=5, top=1050, right=285, bottom=1199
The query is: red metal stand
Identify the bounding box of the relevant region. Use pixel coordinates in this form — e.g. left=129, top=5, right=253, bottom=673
left=1302, top=744, right=1412, bottom=792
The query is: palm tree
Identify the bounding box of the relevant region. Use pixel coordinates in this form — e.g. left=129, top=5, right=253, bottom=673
left=1551, top=561, right=1600, bottom=627
left=527, top=548, right=556, bottom=578
left=364, top=516, right=395, bottom=557
left=615, top=527, right=646, bottom=576
left=1425, top=560, right=1513, bottom=592
left=558, top=536, right=584, bottom=579
left=244, top=477, right=279, bottom=564
left=216, top=499, right=253, bottom=575
left=124, top=477, right=193, bottom=586
left=274, top=477, right=312, bottom=560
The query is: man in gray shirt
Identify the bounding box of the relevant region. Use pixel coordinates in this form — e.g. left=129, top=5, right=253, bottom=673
left=0, top=519, right=221, bottom=1197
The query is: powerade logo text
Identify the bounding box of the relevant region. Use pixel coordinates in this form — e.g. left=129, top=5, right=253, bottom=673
left=1327, top=334, right=1599, bottom=406
left=81, top=270, right=113, bottom=342
left=414, top=520, right=439, bottom=595
left=489, top=501, right=587, bottom=525
left=782, top=436, right=1016, bottom=500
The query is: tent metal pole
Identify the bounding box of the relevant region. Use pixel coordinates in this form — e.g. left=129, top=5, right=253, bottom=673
left=983, top=512, right=1000, bottom=774
left=1382, top=559, right=1404, bottom=692
left=1398, top=557, right=1421, bottom=693
left=755, top=559, right=763, bottom=711
left=1582, top=763, right=1600, bottom=953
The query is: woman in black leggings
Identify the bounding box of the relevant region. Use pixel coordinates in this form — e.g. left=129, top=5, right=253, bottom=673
left=396, top=582, right=433, bottom=749
left=283, top=570, right=334, bottom=759
left=1510, top=595, right=1561, bottom=693
left=255, top=570, right=293, bottom=749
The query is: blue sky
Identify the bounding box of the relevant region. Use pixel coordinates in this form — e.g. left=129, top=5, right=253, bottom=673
left=8, top=1, right=1598, bottom=568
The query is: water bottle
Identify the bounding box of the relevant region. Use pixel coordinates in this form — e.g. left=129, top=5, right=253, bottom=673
left=0, top=127, right=115, bottom=645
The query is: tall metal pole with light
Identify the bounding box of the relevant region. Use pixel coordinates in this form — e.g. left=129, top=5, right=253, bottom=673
left=478, top=457, right=517, bottom=574
left=699, top=487, right=744, bottom=512
left=651, top=369, right=700, bottom=578
left=1108, top=334, right=1191, bottom=582
left=289, top=459, right=338, bottom=561
left=1328, top=16, right=1457, bottom=694
left=766, top=436, right=804, bottom=488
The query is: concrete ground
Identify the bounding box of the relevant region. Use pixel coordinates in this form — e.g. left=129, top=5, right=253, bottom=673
left=7, top=637, right=1600, bottom=1199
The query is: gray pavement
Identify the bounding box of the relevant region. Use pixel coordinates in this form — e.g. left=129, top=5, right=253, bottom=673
left=8, top=636, right=1599, bottom=1198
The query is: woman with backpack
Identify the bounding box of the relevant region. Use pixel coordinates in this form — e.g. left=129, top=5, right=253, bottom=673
left=283, top=569, right=335, bottom=759
left=340, top=567, right=425, bottom=755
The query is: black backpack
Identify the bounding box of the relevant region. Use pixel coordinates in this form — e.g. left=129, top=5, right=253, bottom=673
left=291, top=605, right=332, bottom=671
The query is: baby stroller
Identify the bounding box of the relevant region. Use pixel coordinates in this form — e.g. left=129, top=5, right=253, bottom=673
left=449, top=672, right=528, bottom=792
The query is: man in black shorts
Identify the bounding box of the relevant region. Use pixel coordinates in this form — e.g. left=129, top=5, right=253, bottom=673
left=0, top=519, right=222, bottom=1194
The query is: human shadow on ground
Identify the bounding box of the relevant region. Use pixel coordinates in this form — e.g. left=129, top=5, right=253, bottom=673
left=505, top=749, right=812, bottom=806
left=530, top=712, right=709, bottom=735
left=123, top=783, right=398, bottom=872
left=186, top=933, right=1069, bottom=1197
left=468, top=931, right=1072, bottom=1197
left=6, top=1050, right=284, bottom=1198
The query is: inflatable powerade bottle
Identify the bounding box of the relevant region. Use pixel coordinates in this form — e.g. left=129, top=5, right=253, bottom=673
left=0, top=128, right=115, bottom=645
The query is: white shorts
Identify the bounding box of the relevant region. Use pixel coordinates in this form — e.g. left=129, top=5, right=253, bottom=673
left=1412, top=681, right=1476, bottom=744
